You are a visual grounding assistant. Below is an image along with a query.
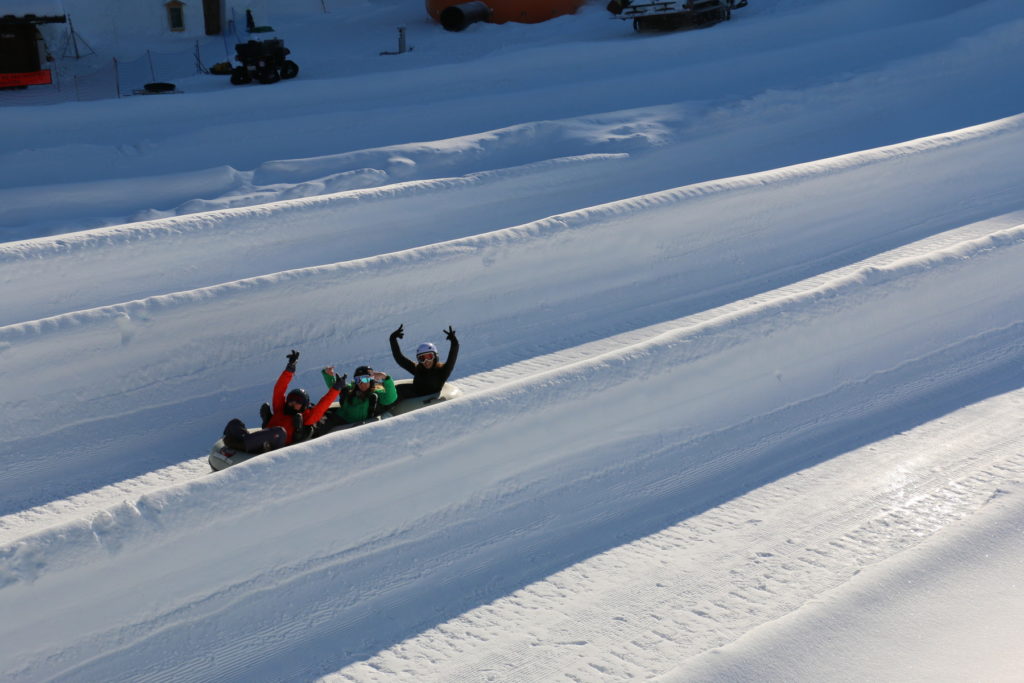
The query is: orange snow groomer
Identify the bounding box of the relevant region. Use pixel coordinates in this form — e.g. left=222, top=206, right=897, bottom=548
left=427, top=0, right=586, bottom=31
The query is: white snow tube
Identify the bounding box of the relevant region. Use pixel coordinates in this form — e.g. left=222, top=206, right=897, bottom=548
left=209, top=428, right=264, bottom=471
left=385, top=379, right=462, bottom=416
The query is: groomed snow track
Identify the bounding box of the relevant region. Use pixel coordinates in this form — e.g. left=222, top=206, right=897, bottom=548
left=1, top=112, right=1023, bottom=680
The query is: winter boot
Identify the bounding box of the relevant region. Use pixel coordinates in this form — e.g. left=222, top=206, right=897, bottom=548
left=223, top=418, right=248, bottom=451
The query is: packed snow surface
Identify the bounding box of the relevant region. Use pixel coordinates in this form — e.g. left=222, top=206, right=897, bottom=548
left=1, top=0, right=1023, bottom=680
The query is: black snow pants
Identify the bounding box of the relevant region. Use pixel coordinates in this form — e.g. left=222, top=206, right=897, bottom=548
left=223, top=418, right=287, bottom=453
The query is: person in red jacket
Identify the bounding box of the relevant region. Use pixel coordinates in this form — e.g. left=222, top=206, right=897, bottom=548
left=223, top=350, right=343, bottom=453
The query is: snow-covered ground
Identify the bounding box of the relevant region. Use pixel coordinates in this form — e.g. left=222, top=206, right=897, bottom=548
left=1, top=0, right=1023, bottom=680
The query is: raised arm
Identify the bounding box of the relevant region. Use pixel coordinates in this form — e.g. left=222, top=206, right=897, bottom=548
left=273, top=350, right=300, bottom=412
left=389, top=324, right=417, bottom=375
left=307, top=370, right=345, bottom=425
left=375, top=372, right=398, bottom=406
left=440, top=326, right=459, bottom=381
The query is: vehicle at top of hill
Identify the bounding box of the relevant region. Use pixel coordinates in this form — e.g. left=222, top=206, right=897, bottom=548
left=208, top=380, right=462, bottom=471
left=229, top=38, right=299, bottom=85
left=606, top=0, right=747, bottom=33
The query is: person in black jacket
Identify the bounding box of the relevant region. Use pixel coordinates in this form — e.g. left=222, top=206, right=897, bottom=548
left=389, top=324, right=459, bottom=399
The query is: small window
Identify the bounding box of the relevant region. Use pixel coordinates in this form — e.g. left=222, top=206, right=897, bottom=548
left=166, top=1, right=186, bottom=32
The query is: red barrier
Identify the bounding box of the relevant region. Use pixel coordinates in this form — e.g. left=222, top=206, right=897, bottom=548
left=0, top=70, right=53, bottom=87
left=426, top=0, right=585, bottom=25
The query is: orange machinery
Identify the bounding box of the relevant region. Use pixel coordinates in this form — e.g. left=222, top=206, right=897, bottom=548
left=426, top=0, right=587, bottom=31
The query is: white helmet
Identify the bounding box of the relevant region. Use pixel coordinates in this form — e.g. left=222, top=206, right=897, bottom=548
left=416, top=342, right=438, bottom=356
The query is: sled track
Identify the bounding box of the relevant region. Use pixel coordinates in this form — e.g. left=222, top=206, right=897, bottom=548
left=3, top=205, right=1023, bottom=681
left=332, top=391, right=1024, bottom=682
left=2, top=209, right=1021, bottom=544
left=31, top=370, right=1024, bottom=683
left=458, top=208, right=1024, bottom=390
left=2, top=113, right=1022, bottom=330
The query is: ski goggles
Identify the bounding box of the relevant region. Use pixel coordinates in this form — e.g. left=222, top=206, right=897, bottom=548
left=416, top=352, right=436, bottom=361
left=354, top=375, right=375, bottom=384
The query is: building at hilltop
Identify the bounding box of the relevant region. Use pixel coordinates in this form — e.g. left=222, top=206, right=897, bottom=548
left=1, top=0, right=276, bottom=85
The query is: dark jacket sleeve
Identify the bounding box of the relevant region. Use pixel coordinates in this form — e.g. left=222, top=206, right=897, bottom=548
left=390, top=333, right=417, bottom=375
left=440, top=335, right=459, bottom=382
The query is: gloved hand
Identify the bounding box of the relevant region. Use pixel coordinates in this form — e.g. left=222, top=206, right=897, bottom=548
left=334, top=373, right=347, bottom=389
left=391, top=324, right=405, bottom=340
left=443, top=326, right=457, bottom=342
left=286, top=349, right=300, bottom=372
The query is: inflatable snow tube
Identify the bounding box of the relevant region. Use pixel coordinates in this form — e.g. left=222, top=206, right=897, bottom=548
left=209, top=428, right=265, bottom=471
left=386, top=380, right=462, bottom=416
left=209, top=381, right=461, bottom=470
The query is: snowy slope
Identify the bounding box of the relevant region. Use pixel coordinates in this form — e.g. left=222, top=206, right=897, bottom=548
left=2, top=0, right=1023, bottom=680
left=671, top=477, right=1024, bottom=683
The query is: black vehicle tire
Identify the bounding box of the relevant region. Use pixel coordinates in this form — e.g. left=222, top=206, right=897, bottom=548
left=257, top=67, right=281, bottom=84
left=280, top=60, right=299, bottom=80
left=230, top=66, right=251, bottom=85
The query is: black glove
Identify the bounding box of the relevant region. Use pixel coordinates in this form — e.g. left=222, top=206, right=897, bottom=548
left=443, top=326, right=457, bottom=342
left=390, top=324, right=405, bottom=340
left=334, top=373, right=347, bottom=389
left=286, top=349, right=300, bottom=372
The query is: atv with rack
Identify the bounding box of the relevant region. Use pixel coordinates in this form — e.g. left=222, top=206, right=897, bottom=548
left=230, top=38, right=298, bottom=85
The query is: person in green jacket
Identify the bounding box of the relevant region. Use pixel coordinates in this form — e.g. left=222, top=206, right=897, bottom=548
left=316, top=364, right=397, bottom=433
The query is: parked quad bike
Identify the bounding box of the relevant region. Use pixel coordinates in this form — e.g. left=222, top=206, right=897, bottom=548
left=230, top=38, right=299, bottom=85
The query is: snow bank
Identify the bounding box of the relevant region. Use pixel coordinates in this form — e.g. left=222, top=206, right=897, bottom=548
left=0, top=152, right=628, bottom=325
